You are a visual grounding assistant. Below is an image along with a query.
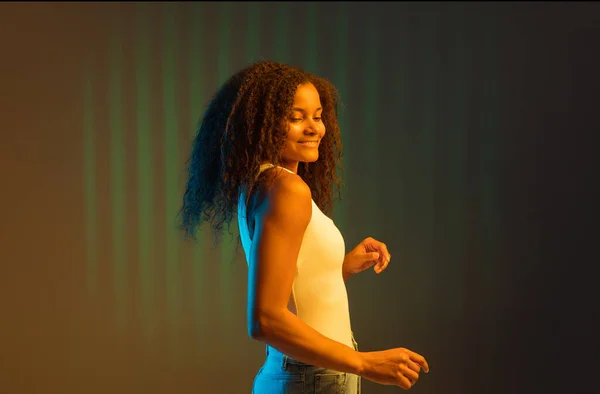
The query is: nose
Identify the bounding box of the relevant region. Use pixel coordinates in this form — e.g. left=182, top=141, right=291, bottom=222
left=304, top=119, right=320, bottom=135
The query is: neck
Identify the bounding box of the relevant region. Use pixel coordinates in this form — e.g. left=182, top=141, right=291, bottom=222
left=280, top=160, right=298, bottom=174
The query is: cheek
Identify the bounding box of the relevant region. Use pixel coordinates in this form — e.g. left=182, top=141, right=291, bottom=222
left=316, top=123, right=326, bottom=139
left=286, top=124, right=303, bottom=140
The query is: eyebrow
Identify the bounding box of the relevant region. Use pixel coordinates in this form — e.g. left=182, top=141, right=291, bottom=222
left=292, top=107, right=322, bottom=112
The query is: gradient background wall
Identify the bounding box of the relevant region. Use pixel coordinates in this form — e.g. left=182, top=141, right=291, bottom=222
left=1, top=2, right=597, bottom=394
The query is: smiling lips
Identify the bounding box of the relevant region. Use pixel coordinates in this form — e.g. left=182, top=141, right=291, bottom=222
left=299, top=140, right=319, bottom=147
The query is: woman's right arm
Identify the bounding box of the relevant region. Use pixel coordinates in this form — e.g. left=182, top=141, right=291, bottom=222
left=247, top=172, right=429, bottom=389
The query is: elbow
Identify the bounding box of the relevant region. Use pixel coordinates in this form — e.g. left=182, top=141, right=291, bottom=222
left=248, top=316, right=265, bottom=340
left=247, top=309, right=281, bottom=340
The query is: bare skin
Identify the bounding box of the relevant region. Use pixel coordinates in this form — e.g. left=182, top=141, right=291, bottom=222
left=247, top=83, right=429, bottom=390
left=279, top=83, right=325, bottom=173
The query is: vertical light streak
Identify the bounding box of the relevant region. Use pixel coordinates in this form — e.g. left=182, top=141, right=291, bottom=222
left=135, top=2, right=155, bottom=345
left=109, top=22, right=127, bottom=331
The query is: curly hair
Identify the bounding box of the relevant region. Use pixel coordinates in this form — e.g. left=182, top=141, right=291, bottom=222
left=179, top=60, right=344, bottom=242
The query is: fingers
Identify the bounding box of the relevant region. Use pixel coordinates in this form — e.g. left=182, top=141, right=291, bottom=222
left=368, top=252, right=384, bottom=274
left=397, top=374, right=413, bottom=390
left=379, top=243, right=391, bottom=263
left=406, top=359, right=421, bottom=373
left=374, top=258, right=390, bottom=274
left=408, top=351, right=429, bottom=373
left=397, top=370, right=419, bottom=390
left=364, top=237, right=391, bottom=261
left=373, top=249, right=390, bottom=274
left=402, top=366, right=419, bottom=383
left=362, top=237, right=391, bottom=274
left=376, top=243, right=391, bottom=273
left=367, top=251, right=385, bottom=274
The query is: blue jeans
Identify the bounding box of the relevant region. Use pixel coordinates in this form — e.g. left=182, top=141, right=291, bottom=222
left=252, top=335, right=361, bottom=394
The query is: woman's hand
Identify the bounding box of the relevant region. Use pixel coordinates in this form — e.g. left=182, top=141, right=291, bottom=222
left=360, top=347, right=429, bottom=389
left=342, top=237, right=391, bottom=280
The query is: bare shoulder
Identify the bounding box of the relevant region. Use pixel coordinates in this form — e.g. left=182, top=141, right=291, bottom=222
left=259, top=169, right=312, bottom=225
left=269, top=169, right=311, bottom=200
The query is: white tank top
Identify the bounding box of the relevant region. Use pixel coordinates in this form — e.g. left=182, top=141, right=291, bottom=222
left=238, top=164, right=354, bottom=348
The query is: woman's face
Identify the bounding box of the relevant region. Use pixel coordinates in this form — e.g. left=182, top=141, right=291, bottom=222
left=280, top=83, right=326, bottom=173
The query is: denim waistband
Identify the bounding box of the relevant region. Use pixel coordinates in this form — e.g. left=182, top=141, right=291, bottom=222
left=265, top=332, right=359, bottom=371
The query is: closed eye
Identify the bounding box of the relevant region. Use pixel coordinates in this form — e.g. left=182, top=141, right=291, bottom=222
left=289, top=116, right=321, bottom=122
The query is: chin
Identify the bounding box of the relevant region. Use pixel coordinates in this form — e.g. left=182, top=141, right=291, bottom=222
left=302, top=153, right=319, bottom=163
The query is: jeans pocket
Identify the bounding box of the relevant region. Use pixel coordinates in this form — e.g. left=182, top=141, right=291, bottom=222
left=315, top=373, right=345, bottom=394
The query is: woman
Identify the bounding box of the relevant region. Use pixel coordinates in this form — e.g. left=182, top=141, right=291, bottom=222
left=180, top=60, right=429, bottom=393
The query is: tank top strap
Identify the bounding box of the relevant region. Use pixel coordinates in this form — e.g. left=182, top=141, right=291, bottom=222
left=259, top=163, right=294, bottom=174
